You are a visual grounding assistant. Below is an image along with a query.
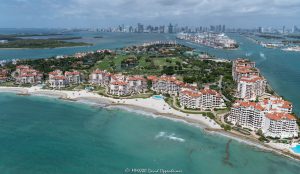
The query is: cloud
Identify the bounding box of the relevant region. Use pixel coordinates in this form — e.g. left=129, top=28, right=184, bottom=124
left=0, top=0, right=299, bottom=27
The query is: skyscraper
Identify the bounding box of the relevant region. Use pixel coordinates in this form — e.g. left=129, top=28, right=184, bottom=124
left=159, top=25, right=165, bottom=33
left=168, top=23, right=174, bottom=33
left=137, top=23, right=144, bottom=33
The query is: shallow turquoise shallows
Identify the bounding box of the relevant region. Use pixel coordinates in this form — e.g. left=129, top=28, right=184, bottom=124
left=152, top=95, right=165, bottom=100
left=292, top=145, right=300, bottom=154
left=0, top=93, right=300, bottom=174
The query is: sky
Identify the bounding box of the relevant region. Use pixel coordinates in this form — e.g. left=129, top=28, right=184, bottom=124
left=0, top=0, right=299, bottom=28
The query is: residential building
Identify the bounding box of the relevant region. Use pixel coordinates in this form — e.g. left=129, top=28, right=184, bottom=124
left=263, top=112, right=298, bottom=138
left=0, top=69, right=9, bottom=83
left=127, top=76, right=147, bottom=94
left=237, top=75, right=267, bottom=100
left=15, top=65, right=42, bottom=84
left=148, top=75, right=196, bottom=96
left=90, top=69, right=111, bottom=86
left=48, top=70, right=68, bottom=89
left=232, top=59, right=258, bottom=81
left=90, top=70, right=147, bottom=95
left=228, top=101, right=265, bottom=130
left=227, top=96, right=298, bottom=138
left=65, top=71, right=81, bottom=84
left=109, top=81, right=129, bottom=96
left=233, top=66, right=259, bottom=82
left=262, top=96, right=293, bottom=114
left=179, top=88, right=226, bottom=110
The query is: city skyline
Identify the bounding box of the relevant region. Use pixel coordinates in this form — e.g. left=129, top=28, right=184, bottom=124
left=0, top=0, right=300, bottom=28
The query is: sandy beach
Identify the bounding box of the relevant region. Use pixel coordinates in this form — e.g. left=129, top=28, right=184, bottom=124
left=0, top=86, right=300, bottom=160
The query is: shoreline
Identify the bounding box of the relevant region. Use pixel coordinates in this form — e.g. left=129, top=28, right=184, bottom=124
left=0, top=86, right=300, bottom=161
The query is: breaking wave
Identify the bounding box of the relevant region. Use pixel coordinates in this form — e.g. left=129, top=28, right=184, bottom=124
left=155, top=131, right=185, bottom=142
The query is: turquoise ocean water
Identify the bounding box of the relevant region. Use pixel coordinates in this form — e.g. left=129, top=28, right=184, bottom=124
left=0, top=93, right=300, bottom=174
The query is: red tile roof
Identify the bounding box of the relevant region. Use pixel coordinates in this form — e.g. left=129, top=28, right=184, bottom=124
left=93, top=69, right=105, bottom=74
left=147, top=75, right=158, bottom=81
left=65, top=71, right=80, bottom=76
left=111, top=81, right=128, bottom=86
left=236, top=66, right=257, bottom=74
left=181, top=90, right=201, bottom=97
left=16, top=65, right=30, bottom=69
left=266, top=112, right=296, bottom=121
left=128, top=76, right=146, bottom=81
left=234, top=101, right=265, bottom=111
left=240, top=75, right=264, bottom=83
left=53, top=76, right=66, bottom=80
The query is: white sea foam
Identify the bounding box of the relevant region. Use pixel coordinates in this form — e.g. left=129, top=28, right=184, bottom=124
left=155, top=131, right=185, bottom=143
left=106, top=105, right=207, bottom=129
left=107, top=105, right=160, bottom=118
left=259, top=52, right=266, bottom=59
left=245, top=52, right=252, bottom=57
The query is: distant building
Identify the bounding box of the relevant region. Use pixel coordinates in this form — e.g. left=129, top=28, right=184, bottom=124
left=258, top=27, right=264, bottom=33
left=137, top=23, right=144, bottom=33
left=293, top=25, right=299, bottom=33
left=129, top=26, right=134, bottom=33
left=159, top=25, right=165, bottom=33
left=168, top=23, right=174, bottom=33
left=222, top=25, right=226, bottom=32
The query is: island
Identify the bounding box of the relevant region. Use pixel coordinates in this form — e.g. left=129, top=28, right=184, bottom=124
left=0, top=34, right=91, bottom=48
left=176, top=32, right=239, bottom=49
left=0, top=42, right=299, bottom=160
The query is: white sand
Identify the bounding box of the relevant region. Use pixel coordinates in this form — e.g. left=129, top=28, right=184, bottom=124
left=0, top=86, right=220, bottom=129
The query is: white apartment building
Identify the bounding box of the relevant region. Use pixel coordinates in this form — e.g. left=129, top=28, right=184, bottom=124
left=148, top=75, right=196, bottom=96
left=109, top=81, right=129, bottom=96
left=237, top=75, right=267, bottom=100
left=90, top=69, right=113, bottom=86
left=232, top=58, right=256, bottom=77
left=179, top=88, right=226, bottom=110
left=228, top=96, right=298, bottom=138
left=232, top=59, right=259, bottom=82
left=262, top=96, right=293, bottom=114
left=127, top=76, right=147, bottom=94
left=15, top=65, right=42, bottom=84
left=263, top=112, right=298, bottom=139
left=65, top=71, right=81, bottom=84
left=48, top=70, right=68, bottom=89
left=228, top=101, right=265, bottom=130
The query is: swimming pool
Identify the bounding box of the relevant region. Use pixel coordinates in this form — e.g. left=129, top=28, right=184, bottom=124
left=152, top=95, right=165, bottom=100
left=291, top=144, right=300, bottom=154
